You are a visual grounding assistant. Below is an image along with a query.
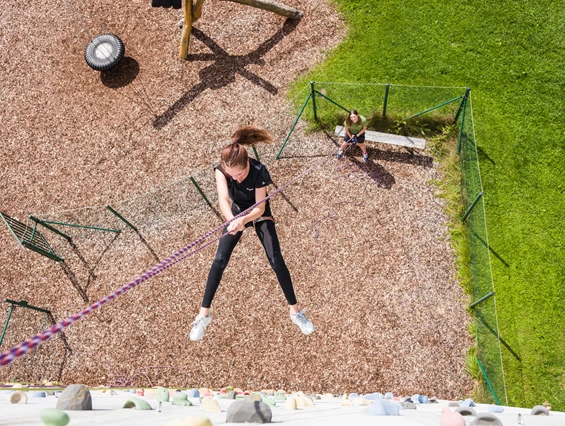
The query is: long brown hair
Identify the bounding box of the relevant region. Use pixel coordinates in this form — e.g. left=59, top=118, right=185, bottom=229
left=345, top=109, right=360, bottom=127
left=220, top=126, right=273, bottom=169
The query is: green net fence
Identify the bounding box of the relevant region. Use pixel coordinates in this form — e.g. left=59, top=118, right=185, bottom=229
left=292, top=81, right=508, bottom=405
left=460, top=95, right=508, bottom=405
left=1, top=82, right=507, bottom=402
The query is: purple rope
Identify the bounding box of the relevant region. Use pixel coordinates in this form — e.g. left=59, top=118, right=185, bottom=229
left=0, top=152, right=333, bottom=367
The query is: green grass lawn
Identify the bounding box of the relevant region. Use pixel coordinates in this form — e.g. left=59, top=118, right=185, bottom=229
left=294, top=0, right=565, bottom=410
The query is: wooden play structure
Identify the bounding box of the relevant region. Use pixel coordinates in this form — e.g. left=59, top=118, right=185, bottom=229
left=178, top=0, right=303, bottom=59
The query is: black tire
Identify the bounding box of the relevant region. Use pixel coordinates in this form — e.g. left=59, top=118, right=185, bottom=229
left=151, top=0, right=162, bottom=6
left=172, top=0, right=182, bottom=9
left=162, top=0, right=172, bottom=8
left=84, top=34, right=125, bottom=71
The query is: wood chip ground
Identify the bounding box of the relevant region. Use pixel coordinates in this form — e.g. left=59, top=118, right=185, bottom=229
left=0, top=0, right=473, bottom=398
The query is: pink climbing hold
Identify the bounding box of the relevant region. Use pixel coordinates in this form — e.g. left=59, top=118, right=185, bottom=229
left=440, top=407, right=465, bottom=426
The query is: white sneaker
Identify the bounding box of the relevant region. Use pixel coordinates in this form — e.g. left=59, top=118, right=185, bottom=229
left=290, top=309, right=314, bottom=335
left=189, top=314, right=212, bottom=341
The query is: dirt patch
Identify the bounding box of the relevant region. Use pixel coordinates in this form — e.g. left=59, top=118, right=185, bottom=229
left=0, top=0, right=473, bottom=397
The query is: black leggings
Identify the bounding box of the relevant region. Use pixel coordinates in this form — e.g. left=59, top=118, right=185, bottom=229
left=201, top=219, right=297, bottom=308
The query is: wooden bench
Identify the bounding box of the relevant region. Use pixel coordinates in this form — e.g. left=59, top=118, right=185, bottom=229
left=334, top=126, right=426, bottom=150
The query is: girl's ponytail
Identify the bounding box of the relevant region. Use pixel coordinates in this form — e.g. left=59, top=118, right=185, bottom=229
left=221, top=126, right=273, bottom=169
left=231, top=126, right=273, bottom=146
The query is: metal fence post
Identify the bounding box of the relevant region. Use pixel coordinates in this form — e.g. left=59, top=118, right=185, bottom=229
left=0, top=304, right=14, bottom=346
left=457, top=94, right=468, bottom=155
left=454, top=87, right=471, bottom=123
left=470, top=291, right=495, bottom=308
left=189, top=177, right=214, bottom=210
left=314, top=90, right=349, bottom=112
left=1, top=299, right=51, bottom=346
left=382, top=83, right=390, bottom=117
left=462, top=191, right=483, bottom=221
left=29, top=216, right=72, bottom=241
left=310, top=81, right=318, bottom=121
left=276, top=92, right=311, bottom=160
left=477, top=358, right=501, bottom=405
left=252, top=146, right=260, bottom=162
left=106, top=205, right=138, bottom=232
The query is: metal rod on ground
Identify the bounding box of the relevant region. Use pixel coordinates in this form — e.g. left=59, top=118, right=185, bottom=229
left=39, top=220, right=121, bottom=234
left=0, top=305, right=14, bottom=346
left=106, top=205, right=138, bottom=232
left=314, top=90, right=349, bottom=113
left=310, top=81, right=318, bottom=121
left=462, top=191, right=483, bottom=221
left=454, top=87, right=471, bottom=123
left=0, top=213, right=23, bottom=245
left=457, top=95, right=468, bottom=155
left=477, top=358, right=501, bottom=405
left=0, top=151, right=334, bottom=367
left=276, top=92, right=311, bottom=159
left=470, top=291, right=495, bottom=309
left=21, top=242, right=64, bottom=262
left=383, top=83, right=390, bottom=118
left=29, top=216, right=71, bottom=241
left=406, top=96, right=463, bottom=120
left=3, top=299, right=51, bottom=314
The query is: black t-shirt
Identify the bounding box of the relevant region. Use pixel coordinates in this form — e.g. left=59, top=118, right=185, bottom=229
left=215, top=158, right=273, bottom=217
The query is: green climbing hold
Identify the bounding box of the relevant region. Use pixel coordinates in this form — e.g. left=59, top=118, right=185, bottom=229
left=261, top=396, right=277, bottom=406
left=172, top=392, right=193, bottom=406
left=123, top=397, right=153, bottom=410
left=40, top=408, right=70, bottom=426
left=157, top=387, right=170, bottom=402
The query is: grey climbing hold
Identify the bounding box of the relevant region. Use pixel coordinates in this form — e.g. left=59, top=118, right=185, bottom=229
left=403, top=402, right=417, bottom=409
left=531, top=405, right=550, bottom=415
left=456, top=407, right=477, bottom=416
left=226, top=400, right=273, bottom=423
left=448, top=401, right=460, bottom=407
left=488, top=405, right=504, bottom=413
left=55, top=384, right=92, bottom=411
left=470, top=413, right=503, bottom=425
left=227, top=390, right=238, bottom=399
